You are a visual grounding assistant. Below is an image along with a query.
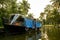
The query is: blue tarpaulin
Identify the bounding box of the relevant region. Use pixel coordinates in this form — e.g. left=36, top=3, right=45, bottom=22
left=24, top=18, right=42, bottom=28
left=36, top=21, right=42, bottom=28
left=24, top=18, right=33, bottom=28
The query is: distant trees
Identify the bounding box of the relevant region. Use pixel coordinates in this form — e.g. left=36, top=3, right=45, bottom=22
left=27, top=13, right=33, bottom=19
left=51, top=0, right=60, bottom=25
left=44, top=5, right=54, bottom=25
left=39, top=12, right=46, bottom=25
left=39, top=0, right=60, bottom=25
left=51, top=0, right=60, bottom=8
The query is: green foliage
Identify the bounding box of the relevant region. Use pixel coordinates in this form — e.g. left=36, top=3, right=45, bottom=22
left=51, top=0, right=60, bottom=8
left=39, top=12, right=46, bottom=24
left=27, top=13, right=33, bottom=19
left=40, top=3, right=60, bottom=25
left=0, top=0, right=30, bottom=26
left=18, top=0, right=30, bottom=15
left=46, top=8, right=59, bottom=24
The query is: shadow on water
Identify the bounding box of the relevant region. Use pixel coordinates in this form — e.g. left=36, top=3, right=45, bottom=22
left=0, top=31, right=41, bottom=40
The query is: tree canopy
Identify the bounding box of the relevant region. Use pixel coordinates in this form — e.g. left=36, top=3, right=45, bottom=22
left=0, top=0, right=30, bottom=27
left=39, top=0, right=60, bottom=25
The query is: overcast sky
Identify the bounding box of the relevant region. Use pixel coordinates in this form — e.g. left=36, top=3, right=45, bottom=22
left=17, top=0, right=51, bottom=18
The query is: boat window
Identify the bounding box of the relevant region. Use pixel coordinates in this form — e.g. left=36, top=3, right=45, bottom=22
left=15, top=16, right=24, bottom=26
left=10, top=15, right=24, bottom=26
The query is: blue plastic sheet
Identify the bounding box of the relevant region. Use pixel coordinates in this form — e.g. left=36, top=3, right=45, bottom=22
left=24, top=18, right=33, bottom=28
left=36, top=21, right=42, bottom=28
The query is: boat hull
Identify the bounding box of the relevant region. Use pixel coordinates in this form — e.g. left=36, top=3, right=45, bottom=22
left=4, top=24, right=26, bottom=34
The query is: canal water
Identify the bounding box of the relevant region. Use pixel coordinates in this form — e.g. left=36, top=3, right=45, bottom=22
left=0, top=31, right=41, bottom=40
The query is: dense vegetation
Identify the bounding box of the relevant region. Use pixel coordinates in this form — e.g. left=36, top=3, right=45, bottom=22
left=40, top=0, right=60, bottom=26
left=40, top=0, right=60, bottom=40
left=0, top=0, right=30, bottom=27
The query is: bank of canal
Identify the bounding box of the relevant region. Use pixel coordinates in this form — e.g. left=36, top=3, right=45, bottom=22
left=41, top=25, right=60, bottom=40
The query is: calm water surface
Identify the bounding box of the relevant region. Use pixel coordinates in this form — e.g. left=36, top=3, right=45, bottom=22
left=0, top=31, right=41, bottom=40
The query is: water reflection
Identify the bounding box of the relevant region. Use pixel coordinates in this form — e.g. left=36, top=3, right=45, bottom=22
left=25, top=31, right=41, bottom=40
left=0, top=31, right=41, bottom=40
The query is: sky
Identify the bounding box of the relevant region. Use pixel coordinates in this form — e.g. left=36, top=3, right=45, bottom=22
left=17, top=0, right=51, bottom=18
